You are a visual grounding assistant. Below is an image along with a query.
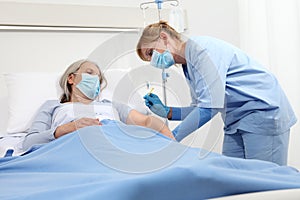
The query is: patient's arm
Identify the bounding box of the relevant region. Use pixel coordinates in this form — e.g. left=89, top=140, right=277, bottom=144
left=126, top=109, right=175, bottom=139
left=54, top=117, right=101, bottom=138
left=22, top=100, right=60, bottom=151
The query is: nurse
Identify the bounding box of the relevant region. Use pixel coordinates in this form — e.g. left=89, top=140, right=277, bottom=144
left=136, top=21, right=297, bottom=165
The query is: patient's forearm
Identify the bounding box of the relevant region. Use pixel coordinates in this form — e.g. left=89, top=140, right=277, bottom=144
left=127, top=110, right=175, bottom=139
left=146, top=116, right=175, bottom=139
left=54, top=122, right=76, bottom=138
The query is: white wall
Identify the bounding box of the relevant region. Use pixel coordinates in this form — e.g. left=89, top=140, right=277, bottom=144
left=181, top=0, right=240, bottom=46
left=238, top=0, right=300, bottom=169
left=0, top=0, right=240, bottom=44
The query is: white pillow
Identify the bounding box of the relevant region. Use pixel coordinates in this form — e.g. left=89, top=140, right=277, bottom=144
left=4, top=73, right=61, bottom=134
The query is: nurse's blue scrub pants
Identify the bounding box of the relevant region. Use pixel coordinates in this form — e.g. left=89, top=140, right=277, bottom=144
left=222, top=130, right=290, bottom=166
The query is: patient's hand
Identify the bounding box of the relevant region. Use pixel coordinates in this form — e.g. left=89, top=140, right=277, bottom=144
left=54, top=117, right=102, bottom=138
left=73, top=117, right=102, bottom=129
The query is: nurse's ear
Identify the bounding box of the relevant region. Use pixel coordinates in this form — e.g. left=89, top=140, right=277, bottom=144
left=159, top=31, right=169, bottom=46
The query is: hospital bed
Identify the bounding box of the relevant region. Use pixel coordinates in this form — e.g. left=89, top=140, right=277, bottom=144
left=1, top=2, right=300, bottom=200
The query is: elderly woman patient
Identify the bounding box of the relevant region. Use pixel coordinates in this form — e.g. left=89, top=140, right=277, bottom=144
left=21, top=59, right=174, bottom=151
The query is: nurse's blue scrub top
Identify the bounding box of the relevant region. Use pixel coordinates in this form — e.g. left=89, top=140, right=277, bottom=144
left=184, top=36, right=297, bottom=135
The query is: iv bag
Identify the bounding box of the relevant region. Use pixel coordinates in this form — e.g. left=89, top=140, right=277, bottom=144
left=168, top=7, right=185, bottom=33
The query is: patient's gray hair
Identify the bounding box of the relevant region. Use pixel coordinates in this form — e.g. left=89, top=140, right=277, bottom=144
left=59, top=59, right=107, bottom=103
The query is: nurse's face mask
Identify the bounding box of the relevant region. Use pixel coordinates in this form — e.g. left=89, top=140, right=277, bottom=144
left=150, top=39, right=175, bottom=69
left=75, top=73, right=100, bottom=100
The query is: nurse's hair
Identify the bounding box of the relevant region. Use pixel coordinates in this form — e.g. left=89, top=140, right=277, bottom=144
left=136, top=21, right=181, bottom=61
left=59, top=59, right=107, bottom=103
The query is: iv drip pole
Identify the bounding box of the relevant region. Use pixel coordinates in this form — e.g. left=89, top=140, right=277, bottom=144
left=140, top=0, right=179, bottom=120
left=140, top=0, right=179, bottom=20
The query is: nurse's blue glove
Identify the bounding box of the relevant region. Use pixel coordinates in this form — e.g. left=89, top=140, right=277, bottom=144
left=143, top=93, right=170, bottom=118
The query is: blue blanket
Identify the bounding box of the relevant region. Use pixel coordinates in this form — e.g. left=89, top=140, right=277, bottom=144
left=1, top=120, right=300, bottom=200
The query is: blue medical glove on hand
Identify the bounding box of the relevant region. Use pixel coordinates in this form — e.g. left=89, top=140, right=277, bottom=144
left=143, top=93, right=170, bottom=118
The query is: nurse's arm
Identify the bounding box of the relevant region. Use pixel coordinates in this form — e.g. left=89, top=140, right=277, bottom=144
left=173, top=107, right=218, bottom=141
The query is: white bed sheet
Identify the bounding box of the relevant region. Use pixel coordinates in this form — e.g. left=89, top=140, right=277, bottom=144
left=0, top=133, right=26, bottom=157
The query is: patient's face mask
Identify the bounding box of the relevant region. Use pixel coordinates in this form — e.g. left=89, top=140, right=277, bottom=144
left=150, top=50, right=175, bottom=69
left=75, top=73, right=100, bottom=99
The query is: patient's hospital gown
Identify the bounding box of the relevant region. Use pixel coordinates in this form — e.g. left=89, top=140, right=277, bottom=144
left=20, top=99, right=132, bottom=151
